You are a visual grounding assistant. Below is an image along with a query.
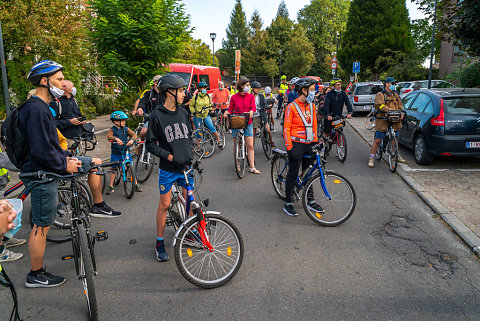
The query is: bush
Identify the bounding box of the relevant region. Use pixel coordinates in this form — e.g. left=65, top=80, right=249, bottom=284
left=460, top=62, right=480, bottom=87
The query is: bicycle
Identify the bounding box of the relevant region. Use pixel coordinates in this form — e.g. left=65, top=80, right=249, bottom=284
left=276, top=95, right=286, bottom=119
left=0, top=261, right=22, bottom=321
left=19, top=162, right=116, bottom=321
left=323, top=115, right=348, bottom=162
left=228, top=113, right=250, bottom=179
left=265, top=98, right=275, bottom=132
left=132, top=115, right=156, bottom=183
left=270, top=143, right=356, bottom=226
left=365, top=106, right=376, bottom=130
left=192, top=107, right=217, bottom=158
left=259, top=113, right=273, bottom=160
left=213, top=102, right=229, bottom=133
left=166, top=158, right=244, bottom=288
left=104, top=143, right=137, bottom=199
left=69, top=135, right=97, bottom=157
left=374, top=110, right=404, bottom=173
left=212, top=108, right=226, bottom=150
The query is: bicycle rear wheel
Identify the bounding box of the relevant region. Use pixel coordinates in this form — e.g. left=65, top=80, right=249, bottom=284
left=261, top=127, right=272, bottom=160
left=174, top=214, right=244, bottom=289
left=135, top=149, right=154, bottom=183
left=123, top=164, right=135, bottom=199
left=336, top=131, right=347, bottom=162
left=387, top=136, right=398, bottom=172
left=270, top=154, right=288, bottom=200
left=234, top=136, right=246, bottom=179
left=77, top=224, right=99, bottom=320
left=216, top=124, right=226, bottom=150
left=301, top=171, right=356, bottom=227
left=375, top=139, right=384, bottom=160
left=365, top=114, right=376, bottom=130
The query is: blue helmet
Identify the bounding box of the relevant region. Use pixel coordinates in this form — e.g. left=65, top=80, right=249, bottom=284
left=197, top=82, right=208, bottom=88
left=27, top=60, right=64, bottom=86
left=110, top=111, right=128, bottom=121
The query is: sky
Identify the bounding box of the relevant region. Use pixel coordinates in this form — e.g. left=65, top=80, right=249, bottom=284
left=182, top=0, right=426, bottom=49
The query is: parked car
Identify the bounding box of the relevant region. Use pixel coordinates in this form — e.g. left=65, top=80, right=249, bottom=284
left=167, top=63, right=221, bottom=94
left=349, top=81, right=384, bottom=114
left=398, top=88, right=480, bottom=164
left=397, top=81, right=415, bottom=96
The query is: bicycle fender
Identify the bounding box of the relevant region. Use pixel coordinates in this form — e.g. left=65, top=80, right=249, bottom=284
left=171, top=211, right=221, bottom=246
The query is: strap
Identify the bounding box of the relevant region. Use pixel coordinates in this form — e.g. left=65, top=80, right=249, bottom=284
left=55, top=97, right=62, bottom=116
left=292, top=137, right=309, bottom=143
left=292, top=101, right=314, bottom=143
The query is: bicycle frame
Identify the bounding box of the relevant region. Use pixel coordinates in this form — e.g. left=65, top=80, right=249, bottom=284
left=4, top=181, right=29, bottom=201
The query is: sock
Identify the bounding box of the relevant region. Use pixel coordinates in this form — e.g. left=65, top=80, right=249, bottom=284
left=156, top=238, right=164, bottom=248
left=369, top=154, right=374, bottom=159
left=30, top=267, right=43, bottom=275
left=285, top=202, right=293, bottom=207
left=94, top=201, right=105, bottom=207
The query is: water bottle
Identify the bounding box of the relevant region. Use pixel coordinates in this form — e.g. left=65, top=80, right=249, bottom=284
left=300, top=165, right=313, bottom=182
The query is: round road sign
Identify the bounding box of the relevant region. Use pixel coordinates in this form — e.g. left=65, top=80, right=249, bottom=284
left=331, top=62, right=337, bottom=69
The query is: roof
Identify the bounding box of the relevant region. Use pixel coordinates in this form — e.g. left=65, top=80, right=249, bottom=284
left=355, top=81, right=383, bottom=86
left=420, top=88, right=480, bottom=97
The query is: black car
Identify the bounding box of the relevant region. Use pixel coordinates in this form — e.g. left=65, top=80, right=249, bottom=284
left=399, top=88, right=480, bottom=164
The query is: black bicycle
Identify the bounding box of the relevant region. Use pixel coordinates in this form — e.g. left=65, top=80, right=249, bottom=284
left=259, top=114, right=273, bottom=160
left=19, top=162, right=117, bottom=321
left=375, top=110, right=405, bottom=172
left=324, top=115, right=347, bottom=162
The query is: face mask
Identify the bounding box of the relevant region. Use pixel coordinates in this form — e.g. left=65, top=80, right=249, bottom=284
left=2, top=200, right=23, bottom=239
left=201, top=89, right=207, bottom=94
left=306, top=90, right=316, bottom=104
left=71, top=87, right=77, bottom=97
left=390, top=84, right=396, bottom=91
left=219, top=87, right=224, bottom=90
left=334, top=89, right=341, bottom=93
left=48, top=81, right=65, bottom=98
left=243, top=86, right=250, bottom=93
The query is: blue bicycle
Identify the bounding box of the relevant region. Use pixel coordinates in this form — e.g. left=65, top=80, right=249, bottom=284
left=270, top=143, right=356, bottom=226
left=105, top=143, right=137, bottom=199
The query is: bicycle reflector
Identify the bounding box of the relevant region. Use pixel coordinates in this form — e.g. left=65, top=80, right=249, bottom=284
left=334, top=180, right=341, bottom=184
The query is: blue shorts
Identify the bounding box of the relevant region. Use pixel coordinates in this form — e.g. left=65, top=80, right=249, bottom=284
left=232, top=123, right=253, bottom=138
left=193, top=116, right=216, bottom=133
left=110, top=154, right=125, bottom=167
left=143, top=121, right=149, bottom=129
left=375, top=130, right=400, bottom=139
left=158, top=169, right=194, bottom=194
left=22, top=177, right=58, bottom=227
left=76, top=156, right=93, bottom=173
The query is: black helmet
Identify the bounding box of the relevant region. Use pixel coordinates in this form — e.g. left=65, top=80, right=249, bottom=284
left=251, top=81, right=261, bottom=88
left=294, top=78, right=317, bottom=93
left=157, top=74, right=187, bottom=92
left=27, top=60, right=64, bottom=86
left=232, top=81, right=237, bottom=85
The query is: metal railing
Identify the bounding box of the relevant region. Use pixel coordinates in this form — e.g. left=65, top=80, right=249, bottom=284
left=84, top=74, right=129, bottom=97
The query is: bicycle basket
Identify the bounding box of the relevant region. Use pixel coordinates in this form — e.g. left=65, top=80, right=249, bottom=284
left=387, top=111, right=402, bottom=123
left=228, top=114, right=250, bottom=129
left=332, top=119, right=344, bottom=128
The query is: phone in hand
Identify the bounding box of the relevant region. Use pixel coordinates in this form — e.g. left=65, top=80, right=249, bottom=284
left=78, top=116, right=86, bottom=122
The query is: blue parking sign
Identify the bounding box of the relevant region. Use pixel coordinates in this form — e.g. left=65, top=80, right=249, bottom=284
left=353, top=61, right=360, bottom=73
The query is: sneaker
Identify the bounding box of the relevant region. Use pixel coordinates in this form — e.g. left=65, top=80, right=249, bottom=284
left=3, top=237, right=26, bottom=248
left=134, top=184, right=142, bottom=192
left=0, top=248, right=23, bottom=262
left=218, top=142, right=224, bottom=149
left=368, top=157, right=375, bottom=168
left=105, top=186, right=114, bottom=195
left=283, top=204, right=298, bottom=217
left=155, top=245, right=169, bottom=262
left=398, top=154, right=407, bottom=164
left=307, top=201, right=325, bottom=213
left=26, top=268, right=66, bottom=288
left=89, top=203, right=122, bottom=218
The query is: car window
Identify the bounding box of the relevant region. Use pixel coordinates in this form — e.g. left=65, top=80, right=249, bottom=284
left=422, top=100, right=434, bottom=114
left=199, top=74, right=210, bottom=88
left=410, top=93, right=431, bottom=111
left=444, top=97, right=480, bottom=114
left=402, top=93, right=418, bottom=110
left=355, top=85, right=383, bottom=95
left=419, top=81, right=429, bottom=88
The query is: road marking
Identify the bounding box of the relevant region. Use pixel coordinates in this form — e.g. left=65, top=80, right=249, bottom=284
left=94, top=128, right=109, bottom=134
left=458, top=169, right=480, bottom=172
left=400, top=164, right=448, bottom=172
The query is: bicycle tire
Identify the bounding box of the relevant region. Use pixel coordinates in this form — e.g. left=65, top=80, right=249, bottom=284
left=216, top=124, right=226, bottom=150
left=234, top=137, right=246, bottom=179
left=135, top=149, right=154, bottom=183
left=77, top=179, right=94, bottom=207
left=78, top=224, right=99, bottom=321
left=336, top=131, right=347, bottom=162
left=123, top=163, right=135, bottom=199
left=301, top=171, right=356, bottom=227
left=113, top=167, right=121, bottom=186
left=270, top=154, right=288, bottom=200
left=388, top=136, right=398, bottom=172
left=261, top=127, right=272, bottom=160
left=365, top=114, right=376, bottom=130
left=174, top=214, right=244, bottom=289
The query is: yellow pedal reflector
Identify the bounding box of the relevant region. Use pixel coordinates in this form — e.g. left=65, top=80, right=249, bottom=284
left=187, top=248, right=193, bottom=257
left=333, top=180, right=341, bottom=184
left=84, top=290, right=87, bottom=296
left=316, top=212, right=322, bottom=218
left=227, top=247, right=232, bottom=256
left=205, top=152, right=210, bottom=155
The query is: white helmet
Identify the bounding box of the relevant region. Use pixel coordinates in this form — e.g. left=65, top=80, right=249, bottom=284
left=265, top=86, right=272, bottom=94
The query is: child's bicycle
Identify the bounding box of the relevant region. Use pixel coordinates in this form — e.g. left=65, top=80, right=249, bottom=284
left=103, top=143, right=137, bottom=199
left=133, top=113, right=156, bottom=183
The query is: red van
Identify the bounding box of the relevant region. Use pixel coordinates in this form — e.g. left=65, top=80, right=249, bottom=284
left=167, top=63, right=221, bottom=94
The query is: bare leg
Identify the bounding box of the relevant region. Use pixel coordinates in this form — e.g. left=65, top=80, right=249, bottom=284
left=156, top=191, right=171, bottom=238
left=29, top=225, right=50, bottom=270
left=370, top=138, right=383, bottom=155
left=245, top=136, right=259, bottom=173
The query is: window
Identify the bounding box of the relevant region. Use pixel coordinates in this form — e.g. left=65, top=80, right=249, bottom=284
left=199, top=75, right=210, bottom=89
left=422, top=101, right=434, bottom=114
left=402, top=93, right=418, bottom=110
left=410, top=93, right=431, bottom=112
left=444, top=97, right=480, bottom=114
left=355, top=85, right=383, bottom=95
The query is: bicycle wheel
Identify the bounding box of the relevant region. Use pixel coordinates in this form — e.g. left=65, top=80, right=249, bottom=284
left=270, top=154, right=288, bottom=200
left=387, top=136, right=398, bottom=172
left=174, top=214, right=244, bottom=289
left=234, top=136, right=246, bottom=179
left=135, top=149, right=154, bottom=183
left=301, top=171, right=356, bottom=227
left=276, top=106, right=282, bottom=119
left=261, top=127, right=272, bottom=160
left=113, top=167, right=121, bottom=186
left=216, top=124, right=226, bottom=150
left=77, top=224, right=99, bottom=320
left=123, top=163, right=135, bottom=199
left=336, top=131, right=347, bottom=162
left=365, top=114, right=376, bottom=130
left=77, top=180, right=94, bottom=207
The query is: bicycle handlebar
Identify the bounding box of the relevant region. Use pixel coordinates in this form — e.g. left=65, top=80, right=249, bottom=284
left=19, top=161, right=121, bottom=180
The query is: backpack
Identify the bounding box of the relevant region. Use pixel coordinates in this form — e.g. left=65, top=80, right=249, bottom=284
left=1, top=103, right=30, bottom=169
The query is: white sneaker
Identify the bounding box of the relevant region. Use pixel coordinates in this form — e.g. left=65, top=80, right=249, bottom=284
left=368, top=158, right=375, bottom=168
left=0, top=248, right=23, bottom=262
left=4, top=237, right=26, bottom=248
left=398, top=155, right=407, bottom=163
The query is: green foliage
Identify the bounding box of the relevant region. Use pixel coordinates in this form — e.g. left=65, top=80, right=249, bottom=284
left=276, top=0, right=290, bottom=19
left=460, top=62, right=480, bottom=88
left=172, top=37, right=218, bottom=66
left=374, top=49, right=435, bottom=81
left=282, top=24, right=316, bottom=77
left=410, top=18, right=440, bottom=62
left=338, top=0, right=414, bottom=79
left=90, top=0, right=191, bottom=87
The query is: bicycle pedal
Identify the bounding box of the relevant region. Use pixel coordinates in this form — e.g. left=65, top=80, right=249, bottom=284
left=202, top=198, right=209, bottom=208
left=94, top=231, right=108, bottom=241
left=62, top=255, right=73, bottom=261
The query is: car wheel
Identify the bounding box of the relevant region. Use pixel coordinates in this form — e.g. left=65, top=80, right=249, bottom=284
left=414, top=134, right=433, bottom=165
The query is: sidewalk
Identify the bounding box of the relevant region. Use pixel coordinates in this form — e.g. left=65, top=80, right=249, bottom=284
left=347, top=117, right=480, bottom=256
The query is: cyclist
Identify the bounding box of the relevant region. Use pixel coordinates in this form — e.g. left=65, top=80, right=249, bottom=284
left=224, top=77, right=260, bottom=174
left=189, top=82, right=223, bottom=149
left=211, top=81, right=230, bottom=129
left=287, top=78, right=299, bottom=104
left=368, top=77, right=406, bottom=168
left=323, top=78, right=352, bottom=139
left=264, top=86, right=277, bottom=132
left=251, top=81, right=275, bottom=148
left=229, top=81, right=238, bottom=95
left=283, top=77, right=324, bottom=216
left=146, top=74, right=194, bottom=262
left=276, top=75, right=288, bottom=113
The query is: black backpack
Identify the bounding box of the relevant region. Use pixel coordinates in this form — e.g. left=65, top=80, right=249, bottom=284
left=1, top=101, right=31, bottom=169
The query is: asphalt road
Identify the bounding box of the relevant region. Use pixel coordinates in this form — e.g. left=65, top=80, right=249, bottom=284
left=2, top=123, right=480, bottom=321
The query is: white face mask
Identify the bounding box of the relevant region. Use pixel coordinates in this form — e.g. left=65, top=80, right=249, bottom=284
left=243, top=86, right=250, bottom=93
left=49, top=82, right=65, bottom=98
left=71, top=87, right=77, bottom=97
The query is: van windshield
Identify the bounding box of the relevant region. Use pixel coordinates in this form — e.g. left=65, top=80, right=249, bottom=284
left=167, top=72, right=190, bottom=85
left=444, top=97, right=480, bottom=114
left=355, top=85, right=383, bottom=95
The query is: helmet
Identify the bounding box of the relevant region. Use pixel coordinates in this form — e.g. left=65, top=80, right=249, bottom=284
left=385, top=77, right=396, bottom=83
left=290, top=77, right=300, bottom=85
left=294, top=78, right=317, bottom=93
left=281, top=75, right=287, bottom=80
left=157, top=74, right=187, bottom=92
left=264, top=86, right=272, bottom=94
left=232, top=81, right=237, bottom=85
left=251, top=81, right=261, bottom=88
left=197, top=82, right=208, bottom=88
left=152, top=75, right=162, bottom=83
left=27, top=60, right=64, bottom=86
left=110, top=111, right=129, bottom=121
left=330, top=78, right=342, bottom=86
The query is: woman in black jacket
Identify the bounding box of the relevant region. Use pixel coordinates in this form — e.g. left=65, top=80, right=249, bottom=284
left=251, top=82, right=274, bottom=147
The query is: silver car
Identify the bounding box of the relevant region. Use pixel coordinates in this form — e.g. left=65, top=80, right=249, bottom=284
left=349, top=81, right=384, bottom=114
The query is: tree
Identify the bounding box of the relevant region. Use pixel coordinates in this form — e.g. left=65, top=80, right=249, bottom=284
left=172, top=37, right=218, bottom=66
left=338, top=0, right=414, bottom=79
left=281, top=24, right=316, bottom=77
left=410, top=18, right=441, bottom=62
left=276, top=0, right=290, bottom=19
left=90, top=0, right=191, bottom=87
left=266, top=10, right=294, bottom=78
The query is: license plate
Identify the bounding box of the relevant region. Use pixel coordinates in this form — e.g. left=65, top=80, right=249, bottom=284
left=364, top=105, right=371, bottom=109
left=466, top=142, right=480, bottom=148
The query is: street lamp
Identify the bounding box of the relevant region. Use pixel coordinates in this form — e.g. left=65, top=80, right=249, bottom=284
left=210, top=33, right=216, bottom=67
left=0, top=19, right=11, bottom=116
left=428, top=0, right=438, bottom=89
left=278, top=49, right=283, bottom=83
left=335, top=31, right=339, bottom=78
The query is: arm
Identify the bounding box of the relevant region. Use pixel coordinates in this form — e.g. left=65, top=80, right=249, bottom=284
left=283, top=104, right=294, bottom=151
left=145, top=114, right=172, bottom=162
left=374, top=92, right=386, bottom=112
left=344, top=92, right=353, bottom=114
left=189, top=95, right=196, bottom=115
left=324, top=94, right=332, bottom=116
left=126, top=128, right=138, bottom=146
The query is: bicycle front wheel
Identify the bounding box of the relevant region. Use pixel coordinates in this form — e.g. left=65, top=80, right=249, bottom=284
left=387, top=136, right=398, bottom=172
left=336, top=131, right=347, bottom=162
left=77, top=224, right=99, bottom=320
left=301, top=171, right=356, bottom=227
left=123, top=164, right=135, bottom=199
left=135, top=149, right=154, bottom=183
left=174, top=214, right=244, bottom=289
left=234, top=137, right=246, bottom=179
left=270, top=154, right=288, bottom=200
left=261, top=127, right=272, bottom=160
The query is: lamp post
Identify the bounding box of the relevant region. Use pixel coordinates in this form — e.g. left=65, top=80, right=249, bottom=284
left=210, top=33, right=216, bottom=66
left=427, top=0, right=438, bottom=89
left=0, top=19, right=10, bottom=116
left=335, top=31, right=339, bottom=78
left=278, top=49, right=282, bottom=83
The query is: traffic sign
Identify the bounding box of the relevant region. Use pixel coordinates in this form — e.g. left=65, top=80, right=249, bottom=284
left=332, top=56, right=337, bottom=62
left=235, top=50, right=241, bottom=61
left=331, top=62, right=337, bottom=69
left=353, top=61, right=360, bottom=73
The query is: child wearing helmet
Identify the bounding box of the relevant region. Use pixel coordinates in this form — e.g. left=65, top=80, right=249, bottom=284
left=106, top=111, right=141, bottom=194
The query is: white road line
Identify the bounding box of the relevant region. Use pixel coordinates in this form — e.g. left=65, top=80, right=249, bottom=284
left=94, top=128, right=109, bottom=134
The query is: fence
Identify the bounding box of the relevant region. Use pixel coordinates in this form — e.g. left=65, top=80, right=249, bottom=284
left=84, top=74, right=129, bottom=97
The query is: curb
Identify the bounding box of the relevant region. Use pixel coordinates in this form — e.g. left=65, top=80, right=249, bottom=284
left=346, top=119, right=480, bottom=256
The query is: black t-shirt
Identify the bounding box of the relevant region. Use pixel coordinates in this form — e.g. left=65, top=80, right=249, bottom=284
left=138, top=89, right=161, bottom=115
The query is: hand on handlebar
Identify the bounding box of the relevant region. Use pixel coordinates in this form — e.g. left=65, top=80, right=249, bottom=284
left=347, top=114, right=352, bottom=119
left=327, top=115, right=333, bottom=121
left=126, top=139, right=134, bottom=146
left=137, top=108, right=144, bottom=117
left=66, top=157, right=82, bottom=174
left=116, top=138, right=124, bottom=146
